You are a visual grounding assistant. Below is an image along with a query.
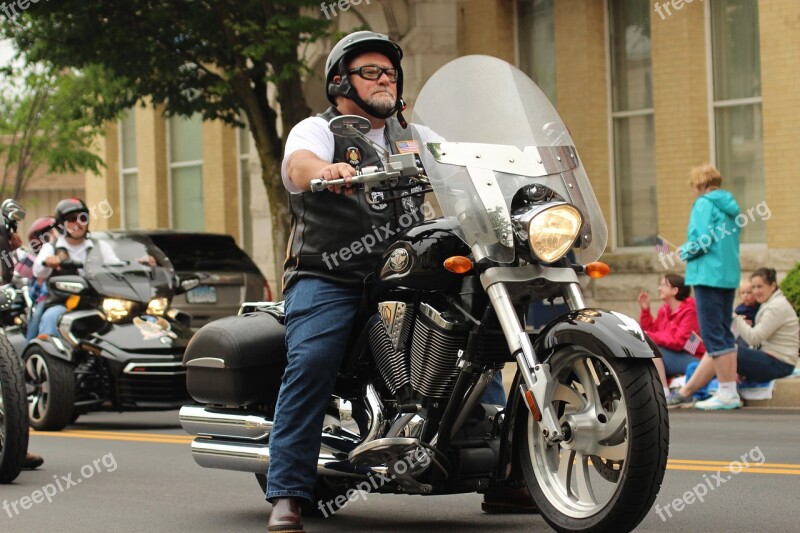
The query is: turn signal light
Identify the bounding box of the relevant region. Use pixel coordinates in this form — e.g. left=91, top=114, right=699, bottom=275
left=584, top=262, right=610, bottom=279
left=444, top=256, right=473, bottom=274
left=65, top=294, right=81, bottom=311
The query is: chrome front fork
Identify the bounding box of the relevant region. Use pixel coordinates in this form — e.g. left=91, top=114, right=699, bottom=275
left=483, top=279, right=585, bottom=445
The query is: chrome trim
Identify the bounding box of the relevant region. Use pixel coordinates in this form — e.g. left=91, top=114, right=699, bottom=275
left=378, top=301, right=408, bottom=352
left=53, top=280, right=86, bottom=294
left=122, top=361, right=186, bottom=376
left=418, top=302, right=465, bottom=332
left=179, top=406, right=273, bottom=440
left=563, top=283, right=586, bottom=311
left=190, top=438, right=385, bottom=478
left=480, top=263, right=579, bottom=289
left=364, top=383, right=387, bottom=446
left=184, top=357, right=225, bottom=369
left=429, top=142, right=551, bottom=177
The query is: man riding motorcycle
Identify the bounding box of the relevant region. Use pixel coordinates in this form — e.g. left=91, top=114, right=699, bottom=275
left=267, top=31, right=529, bottom=533
left=32, top=198, right=121, bottom=339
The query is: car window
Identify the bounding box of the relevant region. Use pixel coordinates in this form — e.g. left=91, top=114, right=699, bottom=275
left=147, top=234, right=262, bottom=274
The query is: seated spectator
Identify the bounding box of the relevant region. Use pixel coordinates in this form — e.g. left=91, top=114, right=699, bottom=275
left=669, top=267, right=800, bottom=410
left=735, top=278, right=760, bottom=325
left=639, top=273, right=705, bottom=398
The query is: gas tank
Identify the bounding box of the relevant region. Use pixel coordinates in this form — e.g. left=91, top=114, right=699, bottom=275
left=372, top=218, right=471, bottom=297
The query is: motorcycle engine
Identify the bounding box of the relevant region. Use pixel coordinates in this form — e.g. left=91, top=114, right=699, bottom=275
left=370, top=301, right=468, bottom=399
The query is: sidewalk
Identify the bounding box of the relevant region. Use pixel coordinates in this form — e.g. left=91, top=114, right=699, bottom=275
left=500, top=364, right=800, bottom=409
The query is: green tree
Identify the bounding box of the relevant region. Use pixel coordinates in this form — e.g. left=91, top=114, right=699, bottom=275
left=2, top=1, right=334, bottom=295
left=0, top=63, right=106, bottom=199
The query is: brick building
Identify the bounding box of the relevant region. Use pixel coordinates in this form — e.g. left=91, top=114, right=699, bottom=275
left=87, top=0, right=800, bottom=310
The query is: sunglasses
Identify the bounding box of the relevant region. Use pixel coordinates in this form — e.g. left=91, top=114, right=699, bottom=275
left=347, top=65, right=399, bottom=83
left=64, top=213, right=87, bottom=223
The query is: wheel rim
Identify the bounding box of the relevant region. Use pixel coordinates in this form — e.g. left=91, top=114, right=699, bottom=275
left=24, top=354, right=51, bottom=424
left=526, top=348, right=629, bottom=518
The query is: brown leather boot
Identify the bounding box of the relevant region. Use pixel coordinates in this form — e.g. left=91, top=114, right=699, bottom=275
left=268, top=498, right=305, bottom=532
left=23, top=452, right=44, bottom=470
left=482, top=485, right=539, bottom=514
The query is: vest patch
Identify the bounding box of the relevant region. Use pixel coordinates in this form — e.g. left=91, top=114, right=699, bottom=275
left=345, top=147, right=362, bottom=168
left=395, top=140, right=419, bottom=154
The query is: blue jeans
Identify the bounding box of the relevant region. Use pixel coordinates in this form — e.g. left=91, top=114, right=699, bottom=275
left=266, top=278, right=363, bottom=502
left=693, top=285, right=736, bottom=356
left=659, top=347, right=699, bottom=376
left=25, top=300, right=47, bottom=341
left=736, top=346, right=795, bottom=382
left=38, top=304, right=66, bottom=338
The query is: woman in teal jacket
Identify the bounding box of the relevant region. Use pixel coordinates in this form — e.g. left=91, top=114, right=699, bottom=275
left=669, top=164, right=742, bottom=410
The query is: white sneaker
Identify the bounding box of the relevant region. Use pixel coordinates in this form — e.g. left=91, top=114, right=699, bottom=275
left=694, top=393, right=743, bottom=411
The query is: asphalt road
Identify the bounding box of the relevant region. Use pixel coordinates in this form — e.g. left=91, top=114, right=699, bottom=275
left=2, top=408, right=799, bottom=532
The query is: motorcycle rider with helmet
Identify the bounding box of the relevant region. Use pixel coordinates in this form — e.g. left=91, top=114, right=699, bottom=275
left=267, top=31, right=531, bottom=532
left=32, top=198, right=120, bottom=339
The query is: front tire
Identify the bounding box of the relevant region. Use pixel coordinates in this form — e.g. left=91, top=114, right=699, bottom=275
left=24, top=347, right=75, bottom=432
left=515, top=346, right=668, bottom=533
left=0, top=334, right=28, bottom=483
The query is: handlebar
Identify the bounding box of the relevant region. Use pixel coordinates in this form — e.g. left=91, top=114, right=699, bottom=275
left=309, top=152, right=423, bottom=193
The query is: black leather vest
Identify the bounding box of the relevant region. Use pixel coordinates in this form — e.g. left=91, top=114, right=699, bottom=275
left=283, top=107, right=425, bottom=291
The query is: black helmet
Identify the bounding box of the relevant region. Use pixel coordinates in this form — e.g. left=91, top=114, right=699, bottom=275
left=27, top=216, right=57, bottom=245
left=54, top=197, right=89, bottom=227
left=325, top=31, right=406, bottom=125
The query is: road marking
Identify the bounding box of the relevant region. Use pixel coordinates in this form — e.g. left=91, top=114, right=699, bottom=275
left=31, top=429, right=194, bottom=445
left=30, top=430, right=800, bottom=475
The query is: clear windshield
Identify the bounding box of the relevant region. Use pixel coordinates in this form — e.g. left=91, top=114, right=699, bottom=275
left=411, top=55, right=607, bottom=263
left=85, top=237, right=174, bottom=301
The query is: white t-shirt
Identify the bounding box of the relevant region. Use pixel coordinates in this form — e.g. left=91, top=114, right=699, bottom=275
left=281, top=116, right=390, bottom=193
left=33, top=236, right=121, bottom=279
left=281, top=117, right=442, bottom=194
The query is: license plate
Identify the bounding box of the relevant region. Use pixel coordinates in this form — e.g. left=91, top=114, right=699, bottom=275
left=186, top=285, right=217, bottom=304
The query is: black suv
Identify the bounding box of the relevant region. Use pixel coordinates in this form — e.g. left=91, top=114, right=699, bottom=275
left=95, top=231, right=272, bottom=327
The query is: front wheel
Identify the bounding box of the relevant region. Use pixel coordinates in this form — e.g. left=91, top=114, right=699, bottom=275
left=24, top=347, right=75, bottom=432
left=515, top=346, right=668, bottom=533
left=0, top=334, right=28, bottom=483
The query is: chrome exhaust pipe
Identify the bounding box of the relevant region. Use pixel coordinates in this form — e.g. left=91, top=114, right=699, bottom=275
left=190, top=438, right=388, bottom=478
left=180, top=405, right=273, bottom=440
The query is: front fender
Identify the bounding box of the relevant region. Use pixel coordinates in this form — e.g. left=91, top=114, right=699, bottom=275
left=24, top=336, right=73, bottom=363
left=533, top=308, right=658, bottom=361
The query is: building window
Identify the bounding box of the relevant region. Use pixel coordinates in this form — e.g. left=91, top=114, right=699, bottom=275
left=609, top=0, right=656, bottom=248
left=168, top=114, right=203, bottom=230
left=238, top=123, right=253, bottom=255
left=517, top=0, right=557, bottom=105
left=710, top=0, right=763, bottom=243
left=119, top=111, right=139, bottom=229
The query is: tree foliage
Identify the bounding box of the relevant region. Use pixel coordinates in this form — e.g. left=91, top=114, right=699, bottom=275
left=2, top=1, right=336, bottom=294
left=0, top=63, right=107, bottom=199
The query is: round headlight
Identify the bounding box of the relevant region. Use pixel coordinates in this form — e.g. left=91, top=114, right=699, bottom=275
left=527, top=204, right=582, bottom=263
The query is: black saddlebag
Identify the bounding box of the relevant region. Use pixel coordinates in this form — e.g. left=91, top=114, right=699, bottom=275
left=183, top=312, right=287, bottom=406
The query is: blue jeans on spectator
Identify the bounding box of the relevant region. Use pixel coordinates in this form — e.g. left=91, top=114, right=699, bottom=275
left=38, top=304, right=66, bottom=338
left=736, top=346, right=795, bottom=382
left=693, top=285, right=736, bottom=356
left=25, top=300, right=47, bottom=341
left=658, top=347, right=699, bottom=376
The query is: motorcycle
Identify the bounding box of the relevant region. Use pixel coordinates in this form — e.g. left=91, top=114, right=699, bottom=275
left=11, top=233, right=198, bottom=431
left=180, top=55, right=668, bottom=532
left=0, top=199, right=29, bottom=483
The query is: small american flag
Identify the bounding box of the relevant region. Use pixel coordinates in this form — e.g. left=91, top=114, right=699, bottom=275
left=14, top=253, right=35, bottom=279
left=684, top=331, right=702, bottom=356
left=655, top=235, right=670, bottom=255
left=395, top=140, right=419, bottom=154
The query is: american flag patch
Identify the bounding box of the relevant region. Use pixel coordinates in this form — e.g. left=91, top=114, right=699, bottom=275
left=395, top=140, right=419, bottom=154
left=684, top=331, right=703, bottom=356
left=655, top=235, right=670, bottom=255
